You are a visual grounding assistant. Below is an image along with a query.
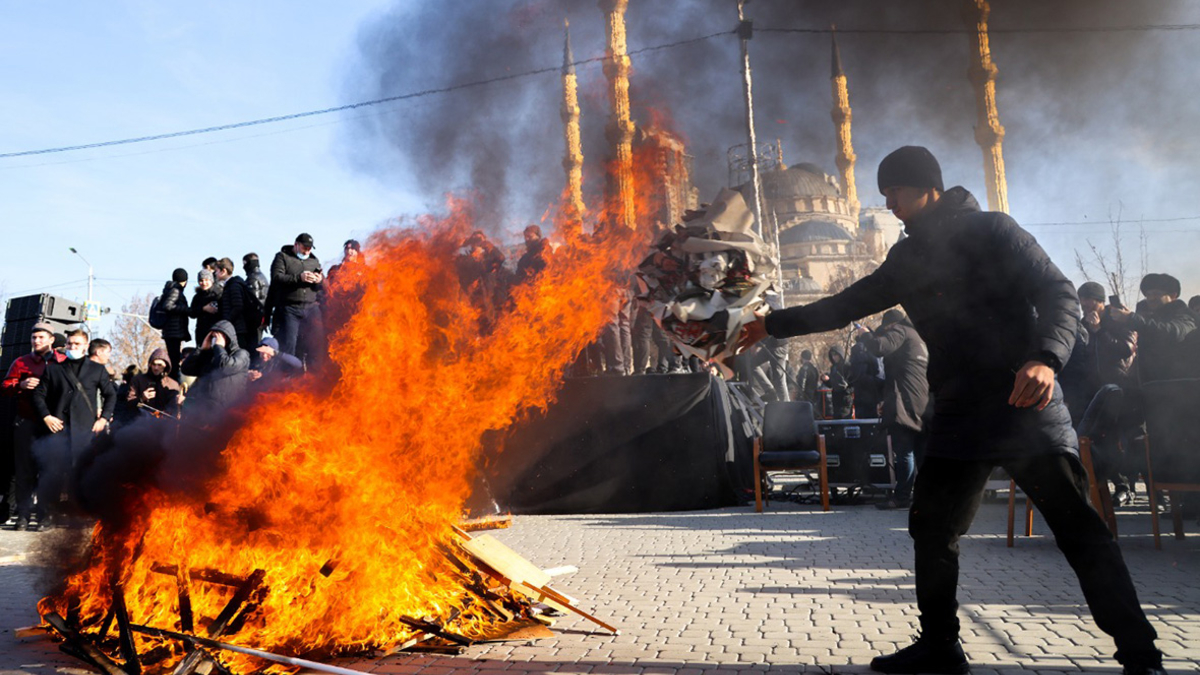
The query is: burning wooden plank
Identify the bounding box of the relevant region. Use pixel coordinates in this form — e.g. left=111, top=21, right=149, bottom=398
left=455, top=533, right=618, bottom=635
left=43, top=612, right=130, bottom=675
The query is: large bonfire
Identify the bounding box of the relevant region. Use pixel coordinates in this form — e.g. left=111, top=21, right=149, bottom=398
left=37, top=149, right=664, bottom=671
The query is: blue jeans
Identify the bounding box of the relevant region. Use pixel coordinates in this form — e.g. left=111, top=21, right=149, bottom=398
left=890, top=425, right=923, bottom=503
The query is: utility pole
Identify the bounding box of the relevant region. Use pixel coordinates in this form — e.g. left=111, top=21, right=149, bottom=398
left=736, top=0, right=764, bottom=238
left=68, top=247, right=95, bottom=333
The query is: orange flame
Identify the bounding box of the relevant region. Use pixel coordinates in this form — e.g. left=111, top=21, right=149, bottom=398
left=41, top=137, right=675, bottom=671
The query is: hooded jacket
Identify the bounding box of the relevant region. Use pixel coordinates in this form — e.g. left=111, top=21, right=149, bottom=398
left=181, top=320, right=250, bottom=415
left=269, top=245, right=323, bottom=309
left=859, top=318, right=930, bottom=432
left=125, top=347, right=182, bottom=417
left=825, top=345, right=853, bottom=419
left=766, top=187, right=1080, bottom=460
left=158, top=280, right=192, bottom=341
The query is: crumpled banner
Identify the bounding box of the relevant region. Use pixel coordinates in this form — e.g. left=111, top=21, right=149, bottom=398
left=635, top=188, right=780, bottom=372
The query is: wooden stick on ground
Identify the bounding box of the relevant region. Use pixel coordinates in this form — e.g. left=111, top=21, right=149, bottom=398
left=129, top=624, right=372, bottom=675
left=43, top=612, right=130, bottom=675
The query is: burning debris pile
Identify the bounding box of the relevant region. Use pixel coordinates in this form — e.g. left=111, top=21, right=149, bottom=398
left=34, top=197, right=638, bottom=674
left=635, top=188, right=780, bottom=366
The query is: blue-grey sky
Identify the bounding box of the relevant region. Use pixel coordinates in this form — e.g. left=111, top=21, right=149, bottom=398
left=0, top=0, right=410, bottom=334
left=3, top=1, right=1200, bottom=343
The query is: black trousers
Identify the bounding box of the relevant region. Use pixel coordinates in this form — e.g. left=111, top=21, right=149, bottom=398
left=165, top=337, right=185, bottom=382
left=11, top=418, right=41, bottom=521
left=910, top=453, right=1160, bottom=667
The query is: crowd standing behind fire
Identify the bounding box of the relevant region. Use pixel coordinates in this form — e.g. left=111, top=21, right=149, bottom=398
left=4, top=204, right=1200, bottom=533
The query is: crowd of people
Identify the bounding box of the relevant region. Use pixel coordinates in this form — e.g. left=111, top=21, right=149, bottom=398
left=0, top=233, right=364, bottom=531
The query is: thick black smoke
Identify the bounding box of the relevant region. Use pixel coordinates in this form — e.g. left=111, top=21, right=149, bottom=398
left=340, top=1, right=1197, bottom=245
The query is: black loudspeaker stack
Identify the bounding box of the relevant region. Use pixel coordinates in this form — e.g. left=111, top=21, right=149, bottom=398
left=0, top=294, right=86, bottom=377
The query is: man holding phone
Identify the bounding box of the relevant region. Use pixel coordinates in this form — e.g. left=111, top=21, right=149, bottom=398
left=740, top=146, right=1164, bottom=675
left=268, top=232, right=327, bottom=369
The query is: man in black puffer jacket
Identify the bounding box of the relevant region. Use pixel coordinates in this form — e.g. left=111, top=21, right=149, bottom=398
left=158, top=268, right=192, bottom=381
left=741, top=147, right=1164, bottom=675
left=181, top=320, right=250, bottom=419
left=268, top=233, right=326, bottom=369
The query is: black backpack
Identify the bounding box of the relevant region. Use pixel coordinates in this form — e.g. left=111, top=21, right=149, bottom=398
left=149, top=294, right=168, bottom=330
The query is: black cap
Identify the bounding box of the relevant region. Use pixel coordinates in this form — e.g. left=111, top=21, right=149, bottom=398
left=172, top=268, right=189, bottom=283
left=1140, top=273, right=1181, bottom=298
left=1077, top=281, right=1106, bottom=302
left=296, top=233, right=315, bottom=248
left=877, top=146, right=944, bottom=193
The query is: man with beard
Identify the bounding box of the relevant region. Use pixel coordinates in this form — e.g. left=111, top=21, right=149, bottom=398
left=740, top=146, right=1164, bottom=675
left=1, top=323, right=65, bottom=530
left=31, top=329, right=116, bottom=524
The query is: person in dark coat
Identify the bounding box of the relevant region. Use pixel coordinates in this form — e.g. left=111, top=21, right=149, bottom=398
left=791, top=349, right=821, bottom=405
left=1, top=323, right=65, bottom=529
left=158, top=268, right=192, bottom=381
left=824, top=345, right=853, bottom=419
left=268, top=233, right=326, bottom=368
left=1108, top=273, right=1194, bottom=383
left=215, top=257, right=259, bottom=351
left=848, top=333, right=884, bottom=418
left=181, top=320, right=250, bottom=419
left=243, top=253, right=270, bottom=306
left=248, top=336, right=304, bottom=389
left=125, top=348, right=182, bottom=419
left=740, top=146, right=1164, bottom=675
left=857, top=309, right=930, bottom=509
left=324, top=239, right=367, bottom=336
left=515, top=224, right=550, bottom=282
left=190, top=268, right=222, bottom=344
left=31, top=329, right=116, bottom=523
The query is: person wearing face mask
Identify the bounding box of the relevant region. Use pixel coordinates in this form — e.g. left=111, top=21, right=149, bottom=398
left=2, top=323, right=66, bottom=530
left=1107, top=273, right=1195, bottom=383
left=268, top=232, right=326, bottom=369
left=30, top=328, right=116, bottom=525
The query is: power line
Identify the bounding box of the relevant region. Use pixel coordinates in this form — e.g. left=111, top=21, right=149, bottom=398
left=759, top=24, right=1200, bottom=36
left=0, top=29, right=734, bottom=161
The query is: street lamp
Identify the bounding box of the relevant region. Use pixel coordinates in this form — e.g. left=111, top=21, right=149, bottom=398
left=68, top=247, right=95, bottom=331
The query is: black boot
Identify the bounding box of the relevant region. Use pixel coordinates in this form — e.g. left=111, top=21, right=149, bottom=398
left=870, top=635, right=969, bottom=674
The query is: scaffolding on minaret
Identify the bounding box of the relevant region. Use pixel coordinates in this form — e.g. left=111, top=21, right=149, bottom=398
left=963, top=0, right=1009, bottom=213
left=829, top=28, right=860, bottom=221
left=560, top=19, right=586, bottom=229
left=599, top=0, right=636, bottom=230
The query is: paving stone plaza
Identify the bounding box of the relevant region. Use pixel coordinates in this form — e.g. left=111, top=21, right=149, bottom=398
left=2, top=499, right=1198, bottom=675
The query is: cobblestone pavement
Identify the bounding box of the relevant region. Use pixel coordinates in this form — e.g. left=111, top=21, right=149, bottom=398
left=2, top=498, right=1198, bottom=675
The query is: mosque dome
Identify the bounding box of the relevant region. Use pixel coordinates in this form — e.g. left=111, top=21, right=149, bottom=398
left=779, top=219, right=855, bottom=245
left=739, top=163, right=842, bottom=203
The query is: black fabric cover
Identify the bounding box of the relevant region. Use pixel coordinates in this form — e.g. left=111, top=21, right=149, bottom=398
left=490, top=373, right=749, bottom=514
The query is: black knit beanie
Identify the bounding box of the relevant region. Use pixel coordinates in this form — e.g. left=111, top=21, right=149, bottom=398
left=877, top=146, right=944, bottom=193
left=172, top=268, right=189, bottom=283
left=1077, top=281, right=1106, bottom=302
